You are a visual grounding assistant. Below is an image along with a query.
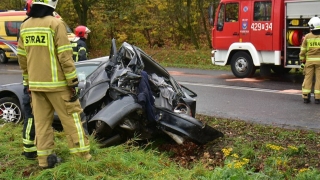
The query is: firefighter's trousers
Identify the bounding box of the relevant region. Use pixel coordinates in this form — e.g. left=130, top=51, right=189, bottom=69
left=22, top=87, right=36, bottom=153
left=302, top=61, right=320, bottom=99
left=31, top=89, right=91, bottom=167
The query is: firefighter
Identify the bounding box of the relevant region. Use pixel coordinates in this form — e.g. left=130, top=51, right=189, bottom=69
left=71, top=25, right=91, bottom=62
left=21, top=86, right=37, bottom=159
left=300, top=16, right=320, bottom=104
left=21, top=0, right=36, bottom=160
left=17, top=0, right=91, bottom=168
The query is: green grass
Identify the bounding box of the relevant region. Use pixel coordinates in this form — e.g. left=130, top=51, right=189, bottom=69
left=146, top=48, right=231, bottom=71
left=1, top=115, right=320, bottom=179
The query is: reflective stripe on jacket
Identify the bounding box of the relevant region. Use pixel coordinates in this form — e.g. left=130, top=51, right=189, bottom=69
left=17, top=16, right=77, bottom=92
left=300, top=32, right=320, bottom=62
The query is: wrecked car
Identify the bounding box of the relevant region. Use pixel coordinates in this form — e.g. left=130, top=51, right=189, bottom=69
left=79, top=39, right=223, bottom=147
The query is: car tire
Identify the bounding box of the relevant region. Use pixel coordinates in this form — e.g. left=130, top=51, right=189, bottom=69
left=0, top=97, right=22, bottom=124
left=0, top=50, right=8, bottom=64
left=231, top=51, right=256, bottom=78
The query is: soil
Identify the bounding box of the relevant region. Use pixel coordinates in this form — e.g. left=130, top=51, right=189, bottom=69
left=158, top=139, right=225, bottom=170
left=156, top=116, right=320, bottom=172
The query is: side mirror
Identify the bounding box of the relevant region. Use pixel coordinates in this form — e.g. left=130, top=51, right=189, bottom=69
left=209, top=18, right=214, bottom=26
left=217, top=23, right=223, bottom=31
left=78, top=81, right=86, bottom=90
left=77, top=72, right=86, bottom=90
left=208, top=4, right=214, bottom=26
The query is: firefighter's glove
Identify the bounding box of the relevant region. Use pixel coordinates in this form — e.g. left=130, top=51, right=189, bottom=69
left=68, top=86, right=79, bottom=102
left=300, top=62, right=305, bottom=71
left=24, top=85, right=31, bottom=97
left=67, top=78, right=79, bottom=88
left=67, top=77, right=79, bottom=102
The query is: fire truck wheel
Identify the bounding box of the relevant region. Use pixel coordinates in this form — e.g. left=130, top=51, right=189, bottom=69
left=0, top=50, right=8, bottom=64
left=231, top=51, right=256, bottom=78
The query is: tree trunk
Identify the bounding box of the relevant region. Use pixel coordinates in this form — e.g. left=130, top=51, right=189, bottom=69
left=186, top=0, right=199, bottom=49
left=72, top=0, right=88, bottom=25
left=198, top=0, right=212, bottom=49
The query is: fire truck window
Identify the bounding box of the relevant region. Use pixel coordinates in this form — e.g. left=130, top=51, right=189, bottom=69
left=5, top=21, right=23, bottom=37
left=253, top=1, right=272, bottom=21
left=225, top=3, right=239, bottom=22
left=217, top=4, right=225, bottom=31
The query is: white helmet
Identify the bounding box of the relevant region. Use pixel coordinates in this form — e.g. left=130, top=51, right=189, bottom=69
left=32, top=0, right=59, bottom=9
left=308, top=16, right=320, bottom=30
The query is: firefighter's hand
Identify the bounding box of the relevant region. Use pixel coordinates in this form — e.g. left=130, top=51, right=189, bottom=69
left=67, top=78, right=79, bottom=88
left=69, top=86, right=79, bottom=102
left=24, top=85, right=31, bottom=97
left=300, top=62, right=305, bottom=71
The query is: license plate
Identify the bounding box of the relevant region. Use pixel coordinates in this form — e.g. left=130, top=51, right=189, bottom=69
left=10, top=53, right=16, bottom=57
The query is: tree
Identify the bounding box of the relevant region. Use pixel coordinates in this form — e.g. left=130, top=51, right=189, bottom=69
left=198, top=0, right=212, bottom=48
left=72, top=0, right=100, bottom=25
left=0, top=0, right=219, bottom=50
left=0, top=0, right=24, bottom=10
left=166, top=0, right=201, bottom=49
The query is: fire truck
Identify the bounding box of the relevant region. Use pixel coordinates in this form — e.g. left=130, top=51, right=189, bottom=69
left=209, top=0, right=319, bottom=78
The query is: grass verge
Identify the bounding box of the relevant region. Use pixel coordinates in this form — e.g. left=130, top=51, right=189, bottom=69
left=91, top=48, right=231, bottom=71
left=1, top=115, right=319, bottom=180
left=91, top=48, right=303, bottom=76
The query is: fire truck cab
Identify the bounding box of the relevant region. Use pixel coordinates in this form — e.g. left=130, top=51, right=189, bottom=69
left=209, top=0, right=319, bottom=78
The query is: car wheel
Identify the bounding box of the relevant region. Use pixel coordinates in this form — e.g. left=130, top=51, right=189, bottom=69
left=231, top=51, right=256, bottom=78
left=87, top=101, right=110, bottom=136
left=0, top=97, right=22, bottom=124
left=0, top=50, right=8, bottom=64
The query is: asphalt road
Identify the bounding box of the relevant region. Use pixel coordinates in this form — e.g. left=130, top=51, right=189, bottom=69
left=166, top=67, right=319, bottom=132
left=0, top=59, right=21, bottom=84
left=1, top=60, right=319, bottom=132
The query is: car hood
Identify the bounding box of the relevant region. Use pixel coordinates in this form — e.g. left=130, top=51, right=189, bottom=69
left=0, top=83, right=22, bottom=89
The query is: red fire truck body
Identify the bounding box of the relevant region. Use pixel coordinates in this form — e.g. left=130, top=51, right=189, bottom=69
left=210, top=0, right=319, bottom=78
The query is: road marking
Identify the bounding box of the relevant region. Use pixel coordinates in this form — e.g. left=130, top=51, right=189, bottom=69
left=179, top=81, right=301, bottom=96
left=226, top=78, right=264, bottom=82
left=6, top=70, right=21, bottom=72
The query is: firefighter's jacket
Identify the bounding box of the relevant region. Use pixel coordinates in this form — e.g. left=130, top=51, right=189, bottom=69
left=71, top=38, right=88, bottom=62
left=17, top=16, right=78, bottom=92
left=299, top=32, right=320, bottom=62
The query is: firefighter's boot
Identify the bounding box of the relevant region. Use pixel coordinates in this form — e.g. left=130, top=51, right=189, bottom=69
left=21, top=151, right=37, bottom=160
left=304, top=98, right=311, bottom=103
left=41, top=154, right=62, bottom=169
left=315, top=99, right=320, bottom=104
left=303, top=94, right=311, bottom=103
